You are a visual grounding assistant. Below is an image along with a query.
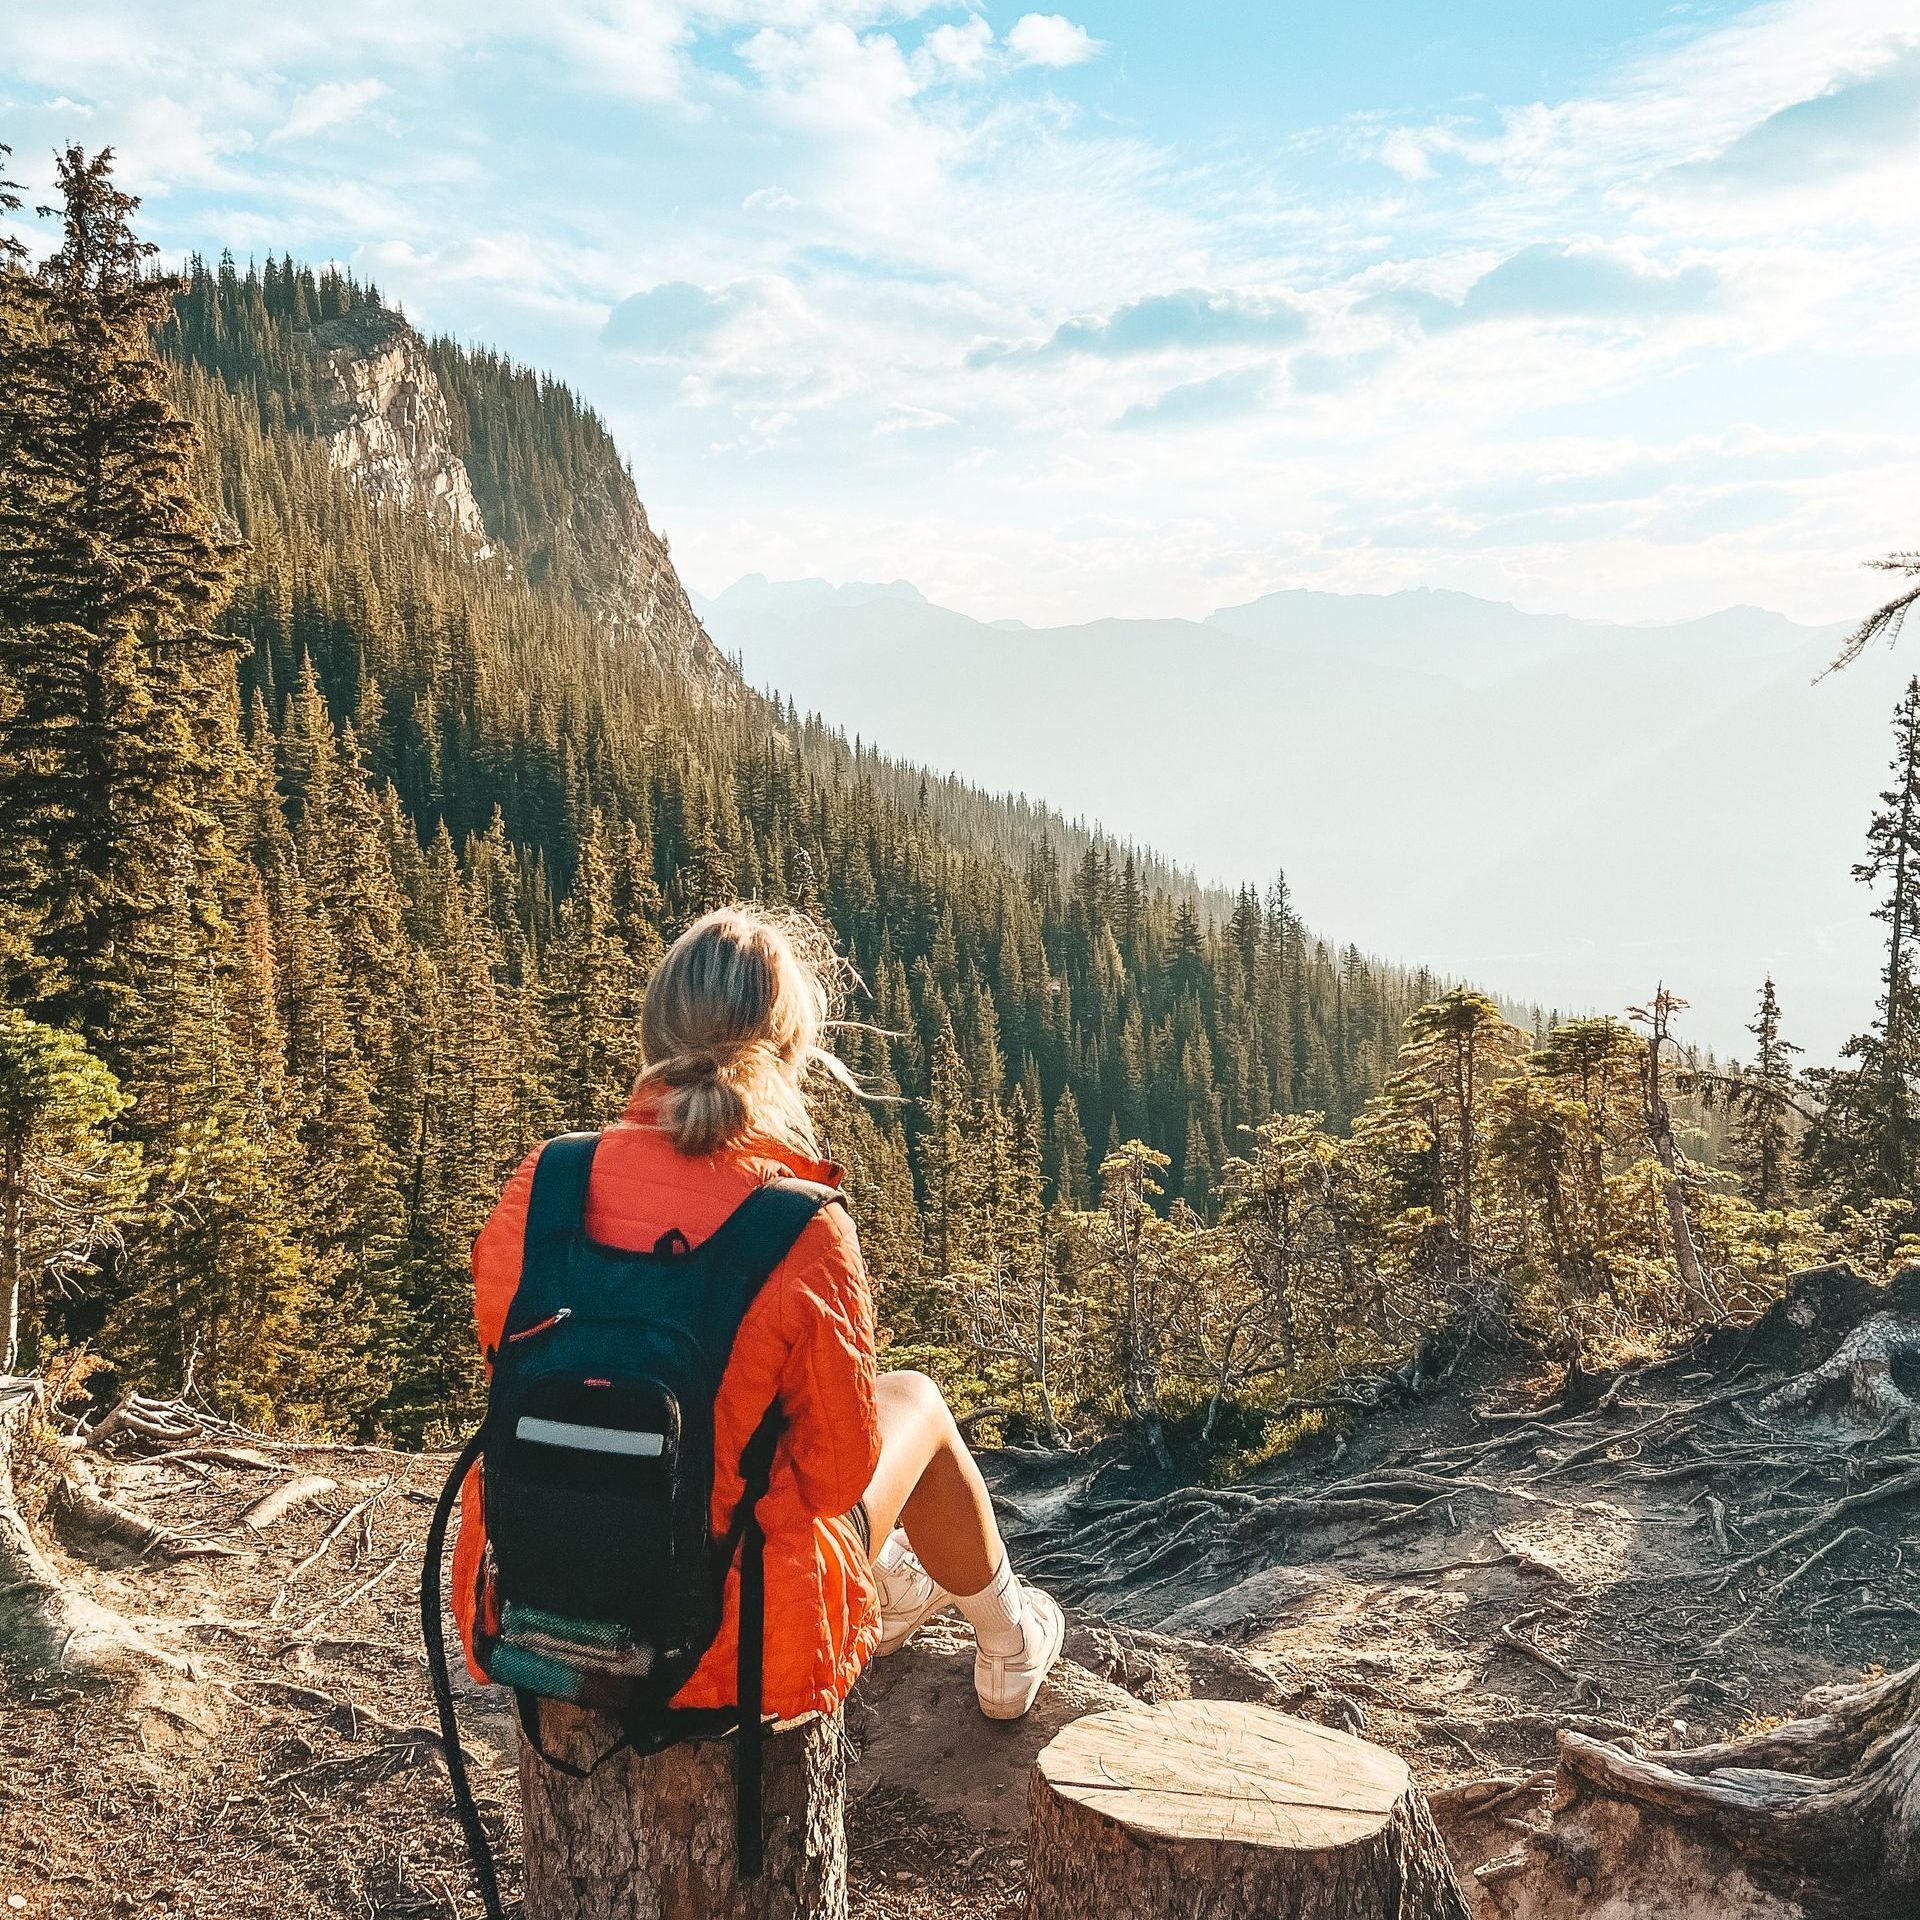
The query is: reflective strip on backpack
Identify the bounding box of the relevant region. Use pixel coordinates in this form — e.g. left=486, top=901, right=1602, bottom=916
left=514, top=1415, right=667, bottom=1457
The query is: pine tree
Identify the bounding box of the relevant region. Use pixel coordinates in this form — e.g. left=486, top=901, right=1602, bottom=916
left=0, top=148, right=236, bottom=1055
left=1071, top=1141, right=1176, bottom=1470
left=1729, top=978, right=1801, bottom=1208
left=1392, top=989, right=1526, bottom=1285
left=0, top=1009, right=143, bottom=1372
left=921, top=1016, right=974, bottom=1277
left=542, top=809, right=644, bottom=1127
left=1048, top=1086, right=1090, bottom=1208
left=1806, top=681, right=1920, bottom=1206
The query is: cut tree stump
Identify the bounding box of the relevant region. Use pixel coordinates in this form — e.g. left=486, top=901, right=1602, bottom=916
left=1028, top=1698, right=1470, bottom=1920
left=517, top=1698, right=847, bottom=1920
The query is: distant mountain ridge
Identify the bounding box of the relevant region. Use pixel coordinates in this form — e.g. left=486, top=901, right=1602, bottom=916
left=696, top=573, right=1889, bottom=1058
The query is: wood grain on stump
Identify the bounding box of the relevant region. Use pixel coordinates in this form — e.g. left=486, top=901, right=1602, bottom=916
left=1028, top=1698, right=1469, bottom=1920
left=517, top=1700, right=847, bottom=1920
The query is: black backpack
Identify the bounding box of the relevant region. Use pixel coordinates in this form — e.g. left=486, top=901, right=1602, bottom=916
left=421, top=1131, right=844, bottom=1918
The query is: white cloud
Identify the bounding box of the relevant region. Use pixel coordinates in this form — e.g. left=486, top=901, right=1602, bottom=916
left=0, top=0, right=1913, bottom=649
left=1377, top=128, right=1433, bottom=181
left=1006, top=13, right=1102, bottom=69
left=875, top=401, right=958, bottom=433
left=273, top=77, right=389, bottom=143
left=921, top=15, right=993, bottom=78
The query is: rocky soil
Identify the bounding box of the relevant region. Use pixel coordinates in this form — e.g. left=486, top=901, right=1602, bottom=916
left=5, top=1266, right=1919, bottom=1918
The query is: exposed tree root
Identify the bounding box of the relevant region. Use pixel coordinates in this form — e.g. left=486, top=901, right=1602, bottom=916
left=0, top=1381, right=195, bottom=1688
left=1754, top=1312, right=1920, bottom=1438
left=1710, top=1463, right=1920, bottom=1591
left=1495, top=1610, right=1603, bottom=1711
left=237, top=1473, right=337, bottom=1533
left=52, top=1477, right=242, bottom=1564
left=1557, top=1663, right=1920, bottom=1915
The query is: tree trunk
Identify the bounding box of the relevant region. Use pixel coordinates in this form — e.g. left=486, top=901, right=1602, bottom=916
left=1641, top=997, right=1712, bottom=1317
left=1556, top=1661, right=1920, bottom=1915
left=1027, top=1698, right=1469, bottom=1920
left=517, top=1699, right=847, bottom=1920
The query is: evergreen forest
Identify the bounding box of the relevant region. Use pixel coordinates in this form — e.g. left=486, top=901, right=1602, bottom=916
left=5, top=147, right=1918, bottom=1459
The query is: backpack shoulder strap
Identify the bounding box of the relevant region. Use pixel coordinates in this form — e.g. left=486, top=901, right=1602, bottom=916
left=521, top=1131, right=601, bottom=1256
left=697, top=1177, right=846, bottom=1287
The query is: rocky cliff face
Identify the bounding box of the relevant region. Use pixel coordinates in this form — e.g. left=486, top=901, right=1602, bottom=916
left=305, top=307, right=738, bottom=702
left=564, top=458, right=741, bottom=703
left=306, top=308, right=493, bottom=551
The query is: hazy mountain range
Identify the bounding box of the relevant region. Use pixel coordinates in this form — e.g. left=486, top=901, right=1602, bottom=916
left=692, top=576, right=1907, bottom=1062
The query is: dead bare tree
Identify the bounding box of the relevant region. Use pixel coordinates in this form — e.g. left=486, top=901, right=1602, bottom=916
left=1824, top=550, right=1920, bottom=678
left=1628, top=986, right=1715, bottom=1319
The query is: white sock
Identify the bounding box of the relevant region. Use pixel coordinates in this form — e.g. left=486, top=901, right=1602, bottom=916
left=955, top=1554, right=1025, bottom=1656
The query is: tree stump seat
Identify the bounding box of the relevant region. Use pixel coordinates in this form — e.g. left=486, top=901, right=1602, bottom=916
left=517, top=1699, right=847, bottom=1920
left=1027, top=1698, right=1469, bottom=1919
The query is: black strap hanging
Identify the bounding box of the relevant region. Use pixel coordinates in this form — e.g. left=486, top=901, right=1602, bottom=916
left=734, top=1402, right=784, bottom=1878
left=422, top=1429, right=507, bottom=1920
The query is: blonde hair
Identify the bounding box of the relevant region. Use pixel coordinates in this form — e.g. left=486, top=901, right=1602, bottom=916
left=637, top=904, right=860, bottom=1157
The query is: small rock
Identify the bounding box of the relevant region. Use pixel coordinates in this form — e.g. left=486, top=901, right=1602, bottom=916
left=1322, top=1692, right=1367, bottom=1734
left=9, top=1896, right=27, bottom=1911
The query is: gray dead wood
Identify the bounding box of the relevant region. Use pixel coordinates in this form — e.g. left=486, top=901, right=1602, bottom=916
left=0, top=1379, right=186, bottom=1683
left=1559, top=1661, right=1920, bottom=1916
left=237, top=1472, right=337, bottom=1533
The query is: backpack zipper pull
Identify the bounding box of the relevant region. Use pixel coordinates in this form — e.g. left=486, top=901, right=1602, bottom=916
left=506, top=1308, right=572, bottom=1344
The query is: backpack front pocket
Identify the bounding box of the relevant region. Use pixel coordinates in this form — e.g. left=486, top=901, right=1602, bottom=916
left=486, top=1376, right=684, bottom=1638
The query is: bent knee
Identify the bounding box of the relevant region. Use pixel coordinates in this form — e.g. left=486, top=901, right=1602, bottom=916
left=877, top=1368, right=953, bottom=1425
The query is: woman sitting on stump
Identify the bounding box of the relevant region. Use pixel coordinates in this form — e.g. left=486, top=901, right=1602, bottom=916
left=452, top=902, right=1064, bottom=1722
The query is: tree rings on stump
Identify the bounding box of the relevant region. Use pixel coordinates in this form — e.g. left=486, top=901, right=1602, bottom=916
left=1027, top=1698, right=1469, bottom=1920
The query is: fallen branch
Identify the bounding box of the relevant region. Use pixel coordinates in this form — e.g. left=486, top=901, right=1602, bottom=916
left=150, top=1445, right=285, bottom=1473
left=276, top=1548, right=405, bottom=1650
left=238, top=1473, right=337, bottom=1534
left=86, top=1393, right=233, bottom=1453
left=54, top=1480, right=240, bottom=1564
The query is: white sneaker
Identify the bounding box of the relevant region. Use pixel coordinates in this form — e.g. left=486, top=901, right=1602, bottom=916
left=873, top=1531, right=954, bottom=1656
left=974, top=1582, right=1065, bottom=1721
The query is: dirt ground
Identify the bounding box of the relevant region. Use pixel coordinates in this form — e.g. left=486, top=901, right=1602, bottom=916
left=5, top=1268, right=1918, bottom=1918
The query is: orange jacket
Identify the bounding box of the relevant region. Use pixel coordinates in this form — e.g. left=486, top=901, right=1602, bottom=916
left=452, top=1087, right=883, bottom=1719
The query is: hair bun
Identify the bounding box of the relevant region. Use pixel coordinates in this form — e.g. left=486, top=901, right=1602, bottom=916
left=662, top=1047, right=721, bottom=1085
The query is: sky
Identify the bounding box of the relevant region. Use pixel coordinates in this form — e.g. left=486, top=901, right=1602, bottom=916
left=2, top=0, right=1918, bottom=630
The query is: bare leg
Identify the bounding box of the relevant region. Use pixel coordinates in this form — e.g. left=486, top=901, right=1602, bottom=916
left=859, top=1370, right=1002, bottom=1595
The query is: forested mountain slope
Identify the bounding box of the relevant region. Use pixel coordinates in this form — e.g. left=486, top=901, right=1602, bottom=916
left=0, top=195, right=1442, bottom=1439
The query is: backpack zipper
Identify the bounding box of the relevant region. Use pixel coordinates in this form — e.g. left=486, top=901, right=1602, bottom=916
left=505, top=1308, right=572, bottom=1344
